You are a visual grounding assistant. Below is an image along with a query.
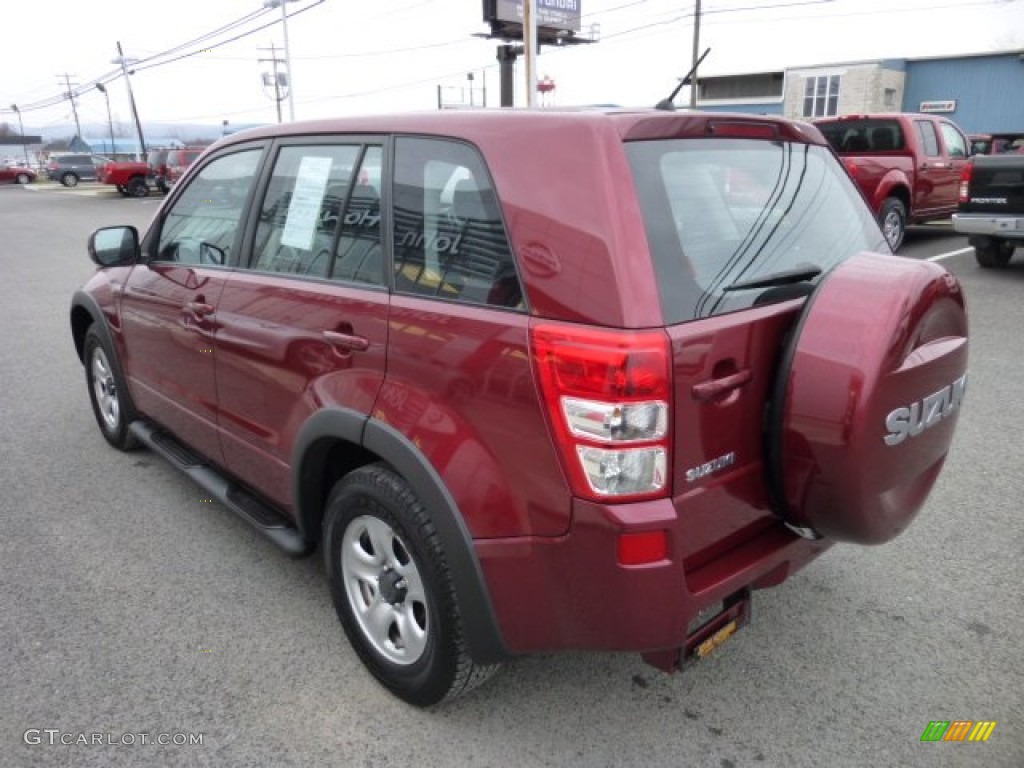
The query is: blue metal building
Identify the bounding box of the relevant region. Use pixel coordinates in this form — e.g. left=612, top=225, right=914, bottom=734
left=903, top=52, right=1024, bottom=133
left=695, top=50, right=1024, bottom=132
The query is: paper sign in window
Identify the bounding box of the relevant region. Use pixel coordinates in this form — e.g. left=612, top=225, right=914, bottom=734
left=281, top=156, right=333, bottom=250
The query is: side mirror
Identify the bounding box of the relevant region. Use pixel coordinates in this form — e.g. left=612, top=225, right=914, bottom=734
left=88, top=226, right=139, bottom=267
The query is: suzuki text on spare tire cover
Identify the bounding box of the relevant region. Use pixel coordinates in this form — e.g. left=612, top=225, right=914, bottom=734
left=69, top=108, right=969, bottom=706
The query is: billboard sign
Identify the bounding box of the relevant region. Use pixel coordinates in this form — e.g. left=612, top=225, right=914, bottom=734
left=485, top=0, right=582, bottom=34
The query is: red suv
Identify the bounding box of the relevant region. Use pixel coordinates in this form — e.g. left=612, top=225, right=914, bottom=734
left=71, top=110, right=968, bottom=706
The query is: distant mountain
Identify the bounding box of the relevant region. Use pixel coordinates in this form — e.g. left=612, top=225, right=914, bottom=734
left=29, top=121, right=267, bottom=142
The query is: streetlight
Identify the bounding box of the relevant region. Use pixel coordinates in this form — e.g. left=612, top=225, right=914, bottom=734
left=9, top=104, right=30, bottom=166
left=94, top=83, right=116, bottom=156
left=112, top=42, right=147, bottom=160
left=263, top=0, right=298, bottom=121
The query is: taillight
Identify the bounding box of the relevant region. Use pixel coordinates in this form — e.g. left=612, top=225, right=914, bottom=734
left=530, top=323, right=671, bottom=500
left=842, top=157, right=858, bottom=178
left=958, top=161, right=973, bottom=204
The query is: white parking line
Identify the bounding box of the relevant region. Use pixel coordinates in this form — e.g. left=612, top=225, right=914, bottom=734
left=928, top=247, right=973, bottom=262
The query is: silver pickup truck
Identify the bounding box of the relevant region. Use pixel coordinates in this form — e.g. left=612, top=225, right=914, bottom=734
left=953, top=154, right=1024, bottom=268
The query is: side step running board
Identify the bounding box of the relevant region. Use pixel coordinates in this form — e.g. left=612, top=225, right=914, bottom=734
left=129, top=421, right=314, bottom=558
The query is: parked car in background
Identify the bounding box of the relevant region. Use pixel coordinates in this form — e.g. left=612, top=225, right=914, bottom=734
left=146, top=149, right=170, bottom=193
left=164, top=148, right=203, bottom=187
left=953, top=153, right=1024, bottom=267
left=815, top=113, right=971, bottom=250
left=46, top=154, right=111, bottom=187
left=968, top=133, right=1024, bottom=155
left=71, top=109, right=968, bottom=707
left=0, top=164, right=36, bottom=184
left=97, top=159, right=151, bottom=197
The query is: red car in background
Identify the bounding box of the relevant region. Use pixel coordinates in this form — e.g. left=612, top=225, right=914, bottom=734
left=1, top=163, right=36, bottom=184
left=164, top=148, right=204, bottom=187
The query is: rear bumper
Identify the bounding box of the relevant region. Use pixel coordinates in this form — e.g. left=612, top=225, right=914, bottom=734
left=952, top=213, right=1024, bottom=240
left=475, top=498, right=832, bottom=654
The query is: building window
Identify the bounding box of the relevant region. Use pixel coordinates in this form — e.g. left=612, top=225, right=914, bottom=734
left=884, top=88, right=897, bottom=108
left=803, top=75, right=840, bottom=118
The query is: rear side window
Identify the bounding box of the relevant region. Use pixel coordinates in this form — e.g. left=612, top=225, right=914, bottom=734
left=392, top=137, right=523, bottom=309
left=251, top=144, right=361, bottom=277
left=627, top=138, right=886, bottom=322
left=251, top=143, right=384, bottom=283
left=915, top=121, right=940, bottom=157
left=818, top=119, right=904, bottom=152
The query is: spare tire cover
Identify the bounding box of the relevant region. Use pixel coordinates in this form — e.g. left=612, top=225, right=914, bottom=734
left=767, top=252, right=968, bottom=544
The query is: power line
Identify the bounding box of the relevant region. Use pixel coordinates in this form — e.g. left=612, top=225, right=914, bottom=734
left=0, top=2, right=324, bottom=116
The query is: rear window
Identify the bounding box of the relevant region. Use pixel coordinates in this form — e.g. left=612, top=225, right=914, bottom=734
left=817, top=119, right=905, bottom=152
left=627, top=138, right=887, bottom=322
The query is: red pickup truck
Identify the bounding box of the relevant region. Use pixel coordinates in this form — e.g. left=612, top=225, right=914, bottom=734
left=815, top=113, right=971, bottom=250
left=96, top=160, right=150, bottom=197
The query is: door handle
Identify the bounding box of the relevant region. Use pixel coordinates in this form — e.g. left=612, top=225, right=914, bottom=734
left=322, top=330, right=369, bottom=352
left=185, top=301, right=215, bottom=318
left=692, top=369, right=752, bottom=401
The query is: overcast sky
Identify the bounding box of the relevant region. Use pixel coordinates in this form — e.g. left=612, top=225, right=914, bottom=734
left=2, top=0, right=1022, bottom=135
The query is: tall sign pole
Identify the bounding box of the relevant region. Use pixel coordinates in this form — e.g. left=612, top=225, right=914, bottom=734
left=524, top=0, right=538, bottom=107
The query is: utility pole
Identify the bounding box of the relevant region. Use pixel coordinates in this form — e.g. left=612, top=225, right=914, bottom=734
left=263, top=0, right=297, bottom=121
left=114, top=42, right=147, bottom=160
left=523, top=0, right=538, bottom=107
left=258, top=42, right=287, bottom=123
left=58, top=73, right=82, bottom=137
left=689, top=0, right=702, bottom=108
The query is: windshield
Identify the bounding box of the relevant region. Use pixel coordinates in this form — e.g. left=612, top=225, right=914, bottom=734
left=626, top=138, right=888, bottom=322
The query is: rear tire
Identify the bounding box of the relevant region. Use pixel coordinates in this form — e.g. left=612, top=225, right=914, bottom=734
left=15, top=172, right=30, bottom=184
left=61, top=172, right=79, bottom=188
left=879, top=197, right=906, bottom=251
left=83, top=326, right=140, bottom=451
left=972, top=237, right=1014, bottom=268
left=323, top=464, right=499, bottom=707
left=126, top=177, right=149, bottom=198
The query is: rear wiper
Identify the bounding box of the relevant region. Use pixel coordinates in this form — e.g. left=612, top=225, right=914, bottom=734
left=722, top=265, right=822, bottom=292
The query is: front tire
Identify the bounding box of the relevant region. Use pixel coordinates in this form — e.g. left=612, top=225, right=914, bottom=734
left=323, top=464, right=498, bottom=707
left=879, top=197, right=906, bottom=251
left=972, top=237, right=1014, bottom=268
left=83, top=326, right=139, bottom=451
left=15, top=172, right=30, bottom=184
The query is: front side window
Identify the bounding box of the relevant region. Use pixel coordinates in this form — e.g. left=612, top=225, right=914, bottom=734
left=155, top=149, right=261, bottom=266
left=392, top=137, right=523, bottom=309
left=803, top=75, right=840, bottom=118
left=939, top=122, right=968, bottom=158
left=627, top=138, right=887, bottom=322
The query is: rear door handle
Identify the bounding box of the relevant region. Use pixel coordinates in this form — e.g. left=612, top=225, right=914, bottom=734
left=692, top=369, right=752, bottom=401
left=322, top=330, right=369, bottom=352
left=185, top=300, right=215, bottom=318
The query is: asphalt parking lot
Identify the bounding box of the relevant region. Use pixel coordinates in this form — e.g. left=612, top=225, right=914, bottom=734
left=1, top=185, right=1020, bottom=768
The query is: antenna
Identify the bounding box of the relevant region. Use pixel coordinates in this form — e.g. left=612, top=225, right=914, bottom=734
left=655, top=47, right=711, bottom=111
